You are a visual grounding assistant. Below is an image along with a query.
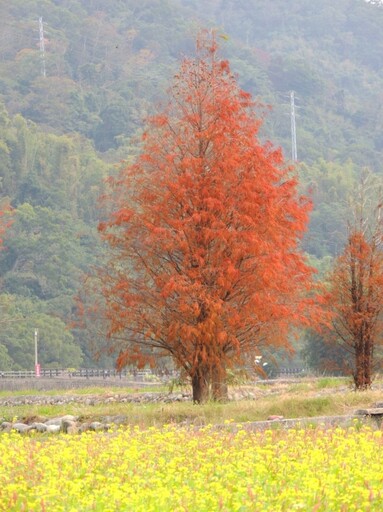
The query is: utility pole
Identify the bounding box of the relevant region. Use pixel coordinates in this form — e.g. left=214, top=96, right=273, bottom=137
left=39, top=17, right=46, bottom=78
left=34, top=328, right=40, bottom=377
left=290, top=90, right=297, bottom=162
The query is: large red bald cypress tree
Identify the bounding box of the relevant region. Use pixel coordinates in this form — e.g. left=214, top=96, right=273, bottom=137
left=98, top=32, right=314, bottom=402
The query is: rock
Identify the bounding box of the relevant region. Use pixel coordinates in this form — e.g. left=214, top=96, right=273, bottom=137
left=267, top=415, right=284, bottom=421
left=45, top=424, right=61, bottom=433
left=89, top=421, right=104, bottom=431
left=103, top=415, right=128, bottom=426
left=0, top=391, right=196, bottom=408
left=12, top=423, right=31, bottom=433
left=60, top=414, right=78, bottom=422
left=45, top=418, right=64, bottom=426
left=66, top=424, right=78, bottom=434
left=0, top=421, right=12, bottom=431
left=30, top=422, right=48, bottom=433
left=355, top=408, right=383, bottom=416
left=45, top=415, right=77, bottom=427
left=62, top=419, right=78, bottom=434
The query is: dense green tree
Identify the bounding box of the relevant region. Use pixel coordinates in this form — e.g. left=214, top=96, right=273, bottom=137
left=301, top=330, right=352, bottom=376
left=0, top=295, right=83, bottom=370
left=298, top=159, right=358, bottom=257
left=0, top=204, right=100, bottom=302
left=0, top=107, right=110, bottom=221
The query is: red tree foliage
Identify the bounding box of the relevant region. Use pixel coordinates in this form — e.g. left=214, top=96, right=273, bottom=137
left=325, top=228, right=383, bottom=389
left=98, top=32, right=315, bottom=402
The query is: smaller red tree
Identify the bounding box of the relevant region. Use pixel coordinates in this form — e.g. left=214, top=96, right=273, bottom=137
left=325, top=174, right=383, bottom=389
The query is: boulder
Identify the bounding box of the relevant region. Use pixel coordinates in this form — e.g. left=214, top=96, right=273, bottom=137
left=30, top=422, right=48, bottom=433
left=12, top=423, right=31, bottom=433
left=45, top=424, right=61, bottom=433
left=355, top=408, right=383, bottom=416
left=89, top=421, right=105, bottom=432
left=45, top=415, right=77, bottom=427
left=45, top=418, right=63, bottom=426
left=62, top=419, right=78, bottom=434
left=78, top=422, right=91, bottom=433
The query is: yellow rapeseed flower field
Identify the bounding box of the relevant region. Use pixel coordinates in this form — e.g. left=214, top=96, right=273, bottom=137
left=0, top=424, right=382, bottom=511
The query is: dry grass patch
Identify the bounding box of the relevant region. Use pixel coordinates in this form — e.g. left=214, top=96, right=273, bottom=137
left=1, top=390, right=381, bottom=428
left=0, top=377, right=382, bottom=427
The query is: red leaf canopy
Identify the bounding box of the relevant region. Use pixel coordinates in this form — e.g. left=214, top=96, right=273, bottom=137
left=99, top=32, right=314, bottom=378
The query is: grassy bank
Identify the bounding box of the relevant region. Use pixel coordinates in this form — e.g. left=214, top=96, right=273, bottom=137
left=0, top=377, right=382, bottom=427
left=0, top=385, right=167, bottom=398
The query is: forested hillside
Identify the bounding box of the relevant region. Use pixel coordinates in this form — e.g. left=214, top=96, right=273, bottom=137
left=1, top=0, right=382, bottom=370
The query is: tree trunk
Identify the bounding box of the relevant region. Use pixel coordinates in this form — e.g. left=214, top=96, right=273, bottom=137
left=363, top=364, right=372, bottom=389
left=191, top=370, right=210, bottom=403
left=363, top=341, right=373, bottom=389
left=354, top=341, right=372, bottom=390
left=211, top=365, right=228, bottom=401
left=353, top=356, right=365, bottom=389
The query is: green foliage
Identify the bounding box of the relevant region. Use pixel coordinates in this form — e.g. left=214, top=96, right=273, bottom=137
left=0, top=344, right=13, bottom=370
left=0, top=107, right=112, bottom=368
left=298, top=159, right=358, bottom=257
left=0, top=294, right=83, bottom=369
left=317, top=377, right=348, bottom=389
left=301, top=329, right=353, bottom=376
left=0, top=204, right=98, bottom=300
left=0, top=0, right=382, bottom=165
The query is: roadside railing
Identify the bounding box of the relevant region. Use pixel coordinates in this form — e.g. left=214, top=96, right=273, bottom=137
left=0, top=368, right=173, bottom=381
left=278, top=368, right=308, bottom=377
left=0, top=367, right=307, bottom=380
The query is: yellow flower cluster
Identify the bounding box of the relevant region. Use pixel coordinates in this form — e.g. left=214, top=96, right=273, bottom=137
left=0, top=424, right=382, bottom=511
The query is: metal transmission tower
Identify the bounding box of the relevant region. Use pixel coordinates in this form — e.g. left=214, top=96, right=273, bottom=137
left=290, top=90, right=297, bottom=162
left=39, top=17, right=46, bottom=77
